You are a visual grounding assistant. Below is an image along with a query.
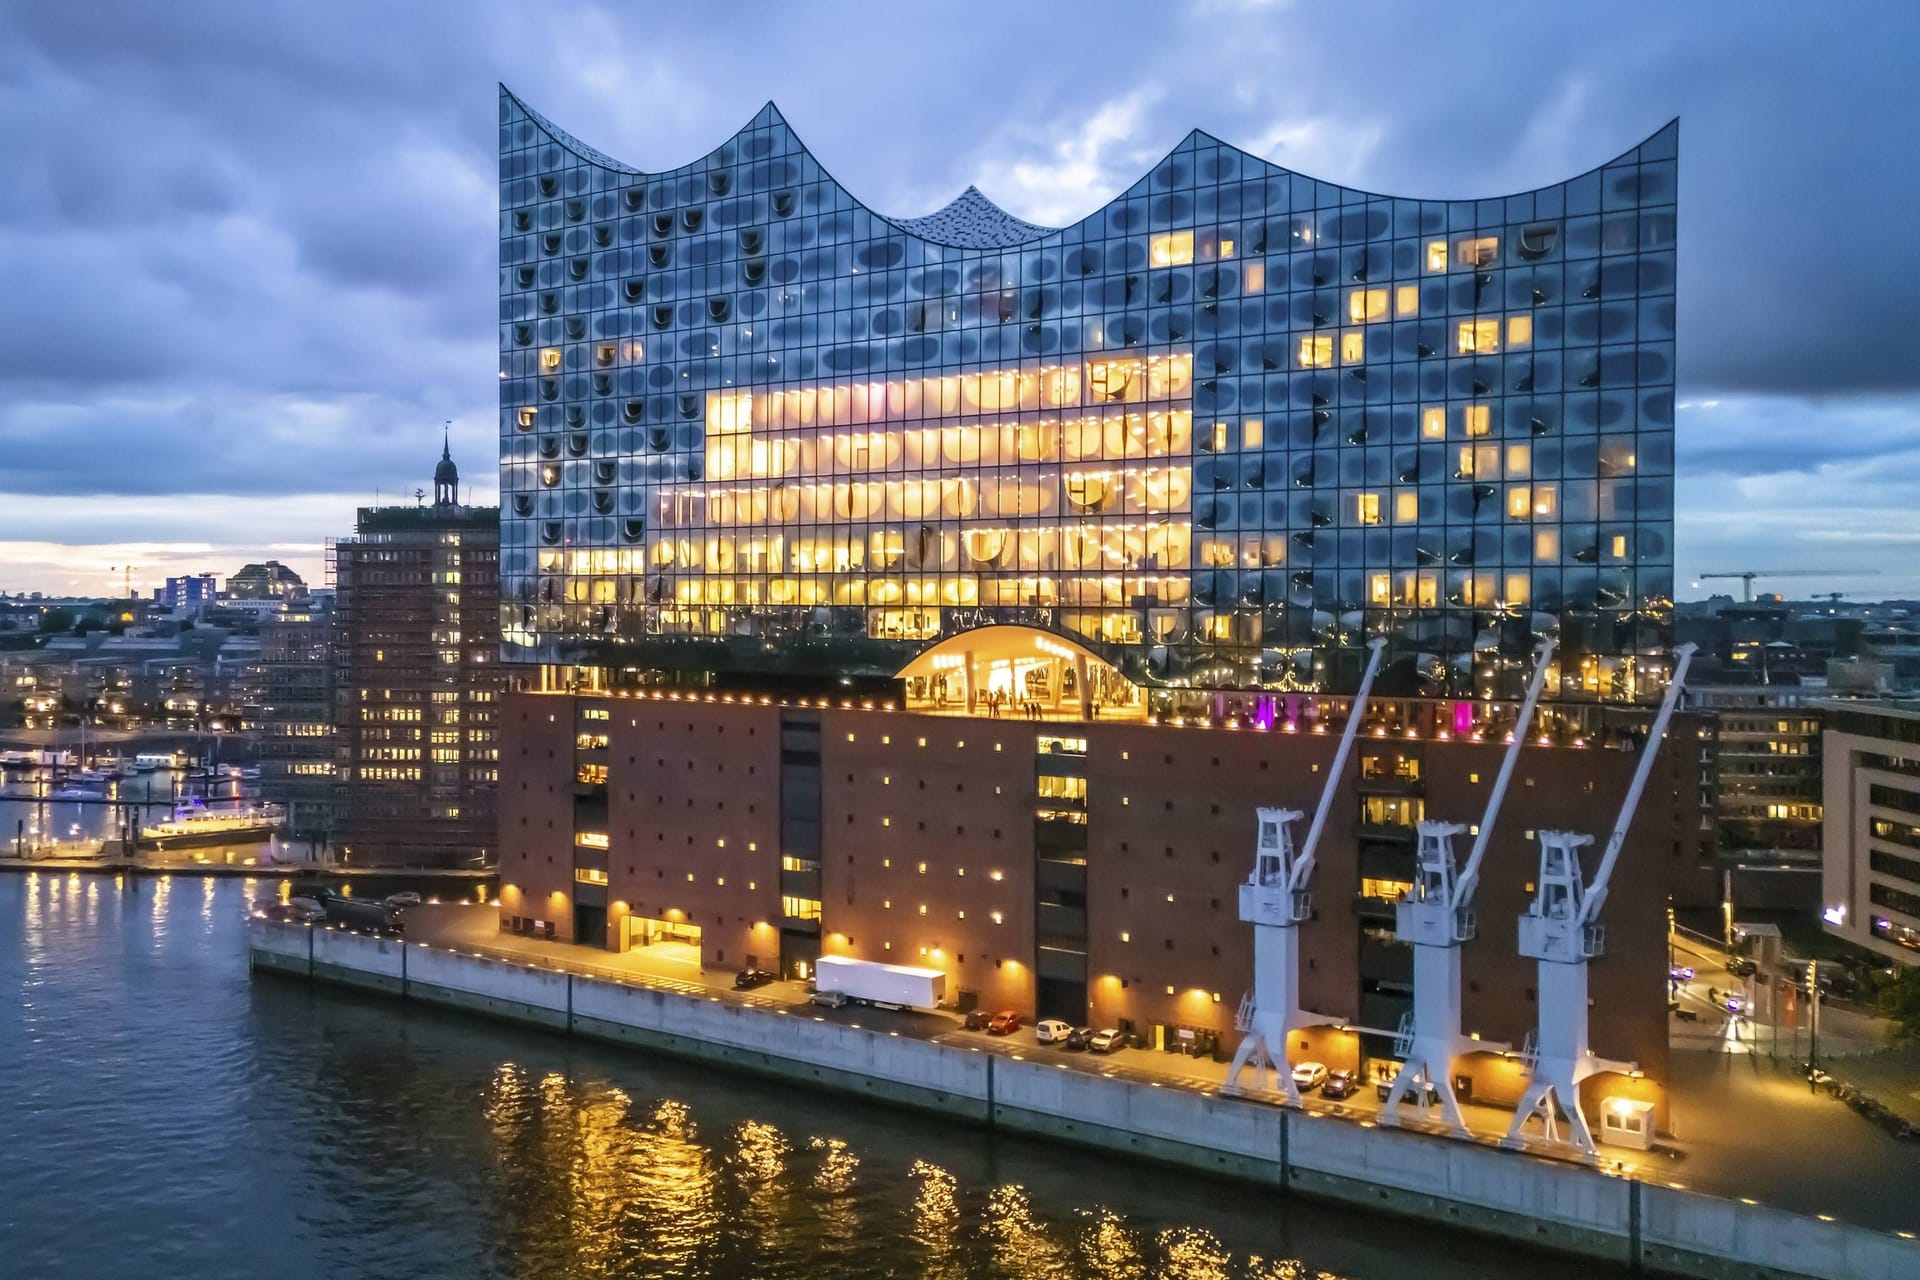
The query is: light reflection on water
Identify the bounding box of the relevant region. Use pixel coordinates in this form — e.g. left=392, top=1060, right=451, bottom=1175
left=0, top=875, right=1625, bottom=1280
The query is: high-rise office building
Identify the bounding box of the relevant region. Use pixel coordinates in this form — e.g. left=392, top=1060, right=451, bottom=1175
left=257, top=600, right=338, bottom=842
left=333, top=439, right=502, bottom=866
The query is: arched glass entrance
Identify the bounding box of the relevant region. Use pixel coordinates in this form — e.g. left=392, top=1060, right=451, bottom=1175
left=894, top=625, right=1143, bottom=720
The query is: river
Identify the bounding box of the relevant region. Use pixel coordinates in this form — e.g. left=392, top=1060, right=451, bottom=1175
left=0, top=873, right=1621, bottom=1279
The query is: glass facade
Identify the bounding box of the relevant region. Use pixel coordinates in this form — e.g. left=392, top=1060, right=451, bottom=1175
left=499, top=88, right=1676, bottom=702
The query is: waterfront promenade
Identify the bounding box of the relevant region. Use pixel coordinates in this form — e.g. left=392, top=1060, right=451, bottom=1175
left=395, top=903, right=1920, bottom=1235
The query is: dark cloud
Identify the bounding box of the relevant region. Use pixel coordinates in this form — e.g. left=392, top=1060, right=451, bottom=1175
left=0, top=0, right=1917, bottom=593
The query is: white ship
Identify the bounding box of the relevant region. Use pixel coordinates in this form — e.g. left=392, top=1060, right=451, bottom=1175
left=139, top=799, right=285, bottom=849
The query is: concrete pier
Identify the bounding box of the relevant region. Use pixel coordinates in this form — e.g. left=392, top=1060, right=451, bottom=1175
left=249, top=917, right=1918, bottom=1280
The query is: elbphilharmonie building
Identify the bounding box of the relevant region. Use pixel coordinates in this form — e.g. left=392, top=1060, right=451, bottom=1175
left=498, top=86, right=1676, bottom=707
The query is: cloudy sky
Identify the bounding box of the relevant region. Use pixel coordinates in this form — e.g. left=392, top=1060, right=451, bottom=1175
left=2, top=1, right=1916, bottom=599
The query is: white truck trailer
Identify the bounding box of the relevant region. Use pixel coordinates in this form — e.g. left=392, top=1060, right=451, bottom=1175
left=812, top=955, right=946, bottom=1011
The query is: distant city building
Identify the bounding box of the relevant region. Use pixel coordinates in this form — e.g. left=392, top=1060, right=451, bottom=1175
left=1688, top=685, right=1825, bottom=855
left=257, top=602, right=338, bottom=840
left=1821, top=700, right=1920, bottom=964
left=159, top=573, right=220, bottom=612
left=332, top=439, right=501, bottom=866
left=226, top=560, right=306, bottom=600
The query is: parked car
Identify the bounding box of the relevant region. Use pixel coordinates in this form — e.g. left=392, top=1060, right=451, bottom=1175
left=809, top=989, right=848, bottom=1009
left=384, top=891, right=423, bottom=908
left=1291, top=1061, right=1329, bottom=1093
left=963, top=1008, right=994, bottom=1031
left=986, top=1010, right=1021, bottom=1035
left=1321, top=1069, right=1357, bottom=1101
left=1089, top=1027, right=1129, bottom=1054
left=1034, top=1018, right=1073, bottom=1045
left=1725, top=956, right=1757, bottom=978
left=285, top=897, right=326, bottom=923
left=1064, top=1027, right=1094, bottom=1051
left=1379, top=1078, right=1440, bottom=1107
left=733, top=968, right=776, bottom=991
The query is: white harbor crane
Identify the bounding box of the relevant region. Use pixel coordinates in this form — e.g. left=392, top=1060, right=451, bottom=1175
left=1380, top=638, right=1557, bottom=1136
left=1503, top=642, right=1697, bottom=1156
left=1225, top=636, right=1388, bottom=1105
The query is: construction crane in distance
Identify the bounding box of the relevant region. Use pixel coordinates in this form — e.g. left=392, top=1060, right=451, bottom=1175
left=1698, top=569, right=1877, bottom=603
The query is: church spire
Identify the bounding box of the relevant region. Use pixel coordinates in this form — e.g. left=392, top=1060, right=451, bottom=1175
left=433, top=420, right=459, bottom=507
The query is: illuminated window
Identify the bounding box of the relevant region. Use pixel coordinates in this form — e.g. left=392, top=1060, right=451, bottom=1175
left=1362, top=877, right=1414, bottom=901
left=1218, top=238, right=1235, bottom=259
left=1425, top=241, right=1448, bottom=272
left=1242, top=419, right=1263, bottom=449
left=574, top=832, right=609, bottom=850
left=1457, top=320, right=1500, bottom=354
left=782, top=896, right=823, bottom=921
left=1341, top=331, right=1365, bottom=363
left=990, top=911, right=1004, bottom=925
left=1531, top=485, right=1557, bottom=517
left=1394, top=491, right=1419, bottom=523
left=1507, top=315, right=1533, bottom=346
left=1457, top=236, right=1499, bottom=267
left=1369, top=573, right=1391, bottom=604
left=539, top=348, right=562, bottom=372
left=1507, top=487, right=1532, bottom=519
left=1298, top=335, right=1333, bottom=368
left=1150, top=232, right=1194, bottom=267
left=1535, top=530, right=1560, bottom=560
left=1611, top=534, right=1630, bottom=560
left=1465, top=405, right=1491, bottom=437
left=1421, top=407, right=1446, bottom=439
left=1348, top=288, right=1388, bottom=323
left=1356, top=492, right=1381, bottom=525
left=1396, top=284, right=1420, bottom=316
left=1456, top=447, right=1476, bottom=478
left=574, top=867, right=608, bottom=886
left=516, top=407, right=537, bottom=429
left=1506, top=444, right=1531, bottom=475
left=1244, top=262, right=1265, bottom=293
left=1504, top=574, right=1531, bottom=606
left=1210, top=421, right=1229, bottom=452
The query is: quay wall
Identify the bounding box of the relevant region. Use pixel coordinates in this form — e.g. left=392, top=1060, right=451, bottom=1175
left=249, top=920, right=1917, bottom=1280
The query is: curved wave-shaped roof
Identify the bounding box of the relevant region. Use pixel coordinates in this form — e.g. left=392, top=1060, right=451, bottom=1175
left=500, top=84, right=1676, bottom=254
left=889, top=184, right=1061, bottom=249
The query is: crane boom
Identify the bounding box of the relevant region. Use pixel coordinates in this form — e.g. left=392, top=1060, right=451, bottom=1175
left=1291, top=637, right=1388, bottom=890
left=1579, top=642, right=1696, bottom=925
left=1455, top=638, right=1556, bottom=907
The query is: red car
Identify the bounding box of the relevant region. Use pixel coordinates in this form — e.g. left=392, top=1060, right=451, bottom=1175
left=986, top=1010, right=1021, bottom=1035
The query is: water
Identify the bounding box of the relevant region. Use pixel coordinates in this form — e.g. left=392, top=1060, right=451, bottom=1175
left=0, top=874, right=1621, bottom=1279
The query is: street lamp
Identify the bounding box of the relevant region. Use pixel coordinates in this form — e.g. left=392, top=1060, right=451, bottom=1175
left=1806, top=958, right=1821, bottom=1087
